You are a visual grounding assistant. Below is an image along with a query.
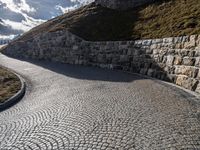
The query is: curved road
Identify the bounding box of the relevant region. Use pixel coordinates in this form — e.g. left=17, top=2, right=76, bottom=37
left=0, top=54, right=200, bottom=150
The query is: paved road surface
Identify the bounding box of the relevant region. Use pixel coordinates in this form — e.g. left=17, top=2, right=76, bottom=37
left=0, top=54, right=200, bottom=150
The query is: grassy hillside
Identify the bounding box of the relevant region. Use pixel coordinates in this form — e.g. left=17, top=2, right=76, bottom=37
left=18, top=0, right=200, bottom=41
left=0, top=67, right=21, bottom=103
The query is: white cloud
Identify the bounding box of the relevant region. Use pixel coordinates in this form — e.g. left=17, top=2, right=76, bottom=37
left=0, top=0, right=35, bottom=14
left=56, top=0, right=94, bottom=13
left=0, top=34, right=16, bottom=40
left=0, top=0, right=45, bottom=33
left=2, top=13, right=45, bottom=32
left=55, top=5, right=78, bottom=13
left=70, top=0, right=94, bottom=4
left=2, top=19, right=29, bottom=32
left=0, top=0, right=94, bottom=41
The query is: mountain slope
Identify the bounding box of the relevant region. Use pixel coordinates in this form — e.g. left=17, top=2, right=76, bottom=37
left=0, top=0, right=92, bottom=40
left=13, top=0, right=200, bottom=41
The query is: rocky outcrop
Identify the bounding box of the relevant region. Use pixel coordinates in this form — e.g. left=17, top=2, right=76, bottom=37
left=3, top=30, right=200, bottom=93
left=95, top=0, right=156, bottom=10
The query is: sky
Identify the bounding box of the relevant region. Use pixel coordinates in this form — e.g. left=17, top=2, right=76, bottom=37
left=0, top=0, right=93, bottom=40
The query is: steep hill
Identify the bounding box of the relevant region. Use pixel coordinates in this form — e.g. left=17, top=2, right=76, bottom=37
left=16, top=0, right=200, bottom=41
left=0, top=0, right=89, bottom=40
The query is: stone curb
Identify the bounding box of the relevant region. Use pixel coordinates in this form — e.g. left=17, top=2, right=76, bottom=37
left=0, top=70, right=26, bottom=111
left=95, top=65, right=200, bottom=100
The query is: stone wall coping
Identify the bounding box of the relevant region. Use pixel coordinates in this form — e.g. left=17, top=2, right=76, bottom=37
left=14, top=29, right=198, bottom=47
left=84, top=35, right=197, bottom=45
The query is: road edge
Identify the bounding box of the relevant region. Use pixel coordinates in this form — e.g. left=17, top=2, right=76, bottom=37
left=123, top=71, right=200, bottom=101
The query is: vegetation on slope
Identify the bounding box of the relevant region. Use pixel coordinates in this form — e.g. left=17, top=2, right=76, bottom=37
left=0, top=67, right=21, bottom=103
left=18, top=0, right=200, bottom=41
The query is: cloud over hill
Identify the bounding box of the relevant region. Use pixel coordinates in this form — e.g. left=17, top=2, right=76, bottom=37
left=0, top=0, right=93, bottom=41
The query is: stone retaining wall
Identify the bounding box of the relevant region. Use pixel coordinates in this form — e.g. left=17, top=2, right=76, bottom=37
left=3, top=30, right=200, bottom=93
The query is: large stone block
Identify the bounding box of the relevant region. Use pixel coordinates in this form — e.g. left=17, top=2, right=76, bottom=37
left=145, top=48, right=153, bottom=54
left=166, top=55, right=175, bottom=66
left=112, top=56, right=120, bottom=64
left=140, top=68, right=148, bottom=75
left=97, top=54, right=107, bottom=63
left=142, top=40, right=152, bottom=46
left=174, top=56, right=182, bottom=65
left=127, top=49, right=133, bottom=55
left=182, top=57, right=195, bottom=66
left=175, top=75, right=198, bottom=91
left=195, top=57, right=200, bottom=67
left=184, top=35, right=197, bottom=49
left=119, top=55, right=129, bottom=63
left=178, top=49, right=189, bottom=57
left=174, top=36, right=183, bottom=43
left=163, top=37, right=174, bottom=44
left=167, top=74, right=177, bottom=82
left=195, top=83, right=200, bottom=93
left=147, top=69, right=155, bottom=77
left=196, top=35, right=200, bottom=48
left=152, top=39, right=163, bottom=44
left=188, top=50, right=196, bottom=57
left=164, top=66, right=175, bottom=74
left=175, top=66, right=199, bottom=78
left=153, top=49, right=159, bottom=55
left=72, top=45, right=79, bottom=50
left=175, top=43, right=183, bottom=49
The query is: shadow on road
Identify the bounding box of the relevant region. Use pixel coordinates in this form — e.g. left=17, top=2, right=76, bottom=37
left=12, top=57, right=147, bottom=83
left=2, top=54, right=200, bottom=110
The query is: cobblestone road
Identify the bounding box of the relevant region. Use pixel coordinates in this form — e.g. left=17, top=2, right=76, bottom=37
left=0, top=54, right=200, bottom=150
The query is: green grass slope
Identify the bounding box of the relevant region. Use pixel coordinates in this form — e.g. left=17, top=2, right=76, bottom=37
left=0, top=67, right=21, bottom=103
left=17, top=0, right=200, bottom=41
